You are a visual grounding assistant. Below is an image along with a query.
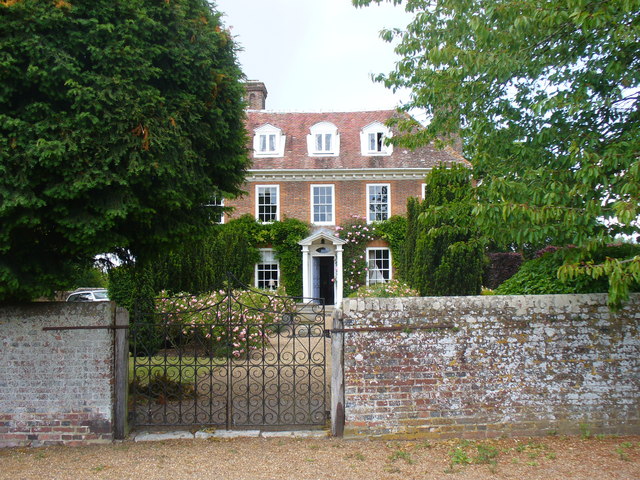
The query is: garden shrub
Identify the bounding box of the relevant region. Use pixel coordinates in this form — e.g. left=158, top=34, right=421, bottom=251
left=404, top=197, right=421, bottom=283
left=484, top=252, right=524, bottom=290
left=109, top=263, right=164, bottom=356
left=155, top=288, right=297, bottom=358
left=376, top=215, right=408, bottom=280
left=495, top=244, right=640, bottom=295
left=348, top=279, right=419, bottom=298
left=408, top=164, right=485, bottom=296
left=150, top=216, right=261, bottom=294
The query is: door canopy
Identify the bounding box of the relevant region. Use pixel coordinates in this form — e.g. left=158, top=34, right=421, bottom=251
left=298, top=229, right=346, bottom=305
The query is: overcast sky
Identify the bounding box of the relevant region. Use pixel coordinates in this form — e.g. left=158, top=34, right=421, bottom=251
left=214, top=0, right=413, bottom=112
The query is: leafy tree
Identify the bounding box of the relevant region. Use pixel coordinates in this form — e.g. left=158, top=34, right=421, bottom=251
left=354, top=0, right=640, bottom=307
left=409, top=164, right=485, bottom=296
left=0, top=0, right=249, bottom=301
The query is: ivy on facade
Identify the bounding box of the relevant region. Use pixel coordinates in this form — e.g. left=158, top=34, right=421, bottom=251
left=334, top=215, right=407, bottom=295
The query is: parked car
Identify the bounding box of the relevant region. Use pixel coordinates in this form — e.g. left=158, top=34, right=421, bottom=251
left=66, top=289, right=109, bottom=302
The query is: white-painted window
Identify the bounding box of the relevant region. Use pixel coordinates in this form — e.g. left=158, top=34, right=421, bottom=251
left=367, top=184, right=390, bottom=223
left=256, top=185, right=279, bottom=223
left=422, top=183, right=427, bottom=199
left=261, top=134, right=276, bottom=152
left=311, top=184, right=335, bottom=225
left=253, top=124, right=285, bottom=157
left=366, top=248, right=391, bottom=285
left=256, top=249, right=279, bottom=290
left=360, top=121, right=392, bottom=156
left=316, top=133, right=332, bottom=152
left=206, top=196, right=225, bottom=224
left=307, top=122, right=339, bottom=156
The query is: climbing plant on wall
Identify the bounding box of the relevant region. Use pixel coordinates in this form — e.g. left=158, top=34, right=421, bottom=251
left=375, top=215, right=408, bottom=280
left=334, top=215, right=410, bottom=295
left=335, top=216, right=378, bottom=295
left=264, top=218, right=310, bottom=297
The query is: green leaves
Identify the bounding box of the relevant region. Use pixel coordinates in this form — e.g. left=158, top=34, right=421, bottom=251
left=501, top=245, right=640, bottom=308
left=558, top=252, right=640, bottom=309
left=359, top=0, right=640, bottom=307
left=408, top=164, right=485, bottom=296
left=0, top=0, right=248, bottom=301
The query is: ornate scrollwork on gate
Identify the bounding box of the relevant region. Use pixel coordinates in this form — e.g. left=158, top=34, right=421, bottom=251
left=129, top=279, right=327, bottom=429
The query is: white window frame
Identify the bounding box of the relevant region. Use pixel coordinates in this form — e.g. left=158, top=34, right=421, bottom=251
left=307, top=122, right=340, bottom=156
left=255, top=185, right=280, bottom=223
left=360, top=121, right=392, bottom=156
left=205, top=196, right=225, bottom=224
left=253, top=124, right=286, bottom=158
left=255, top=249, right=280, bottom=290
left=310, top=184, right=335, bottom=226
left=366, top=183, right=390, bottom=223
left=422, top=183, right=427, bottom=199
left=366, top=247, right=392, bottom=285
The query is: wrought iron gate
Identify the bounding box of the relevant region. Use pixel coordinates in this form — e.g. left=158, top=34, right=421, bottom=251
left=129, top=283, right=327, bottom=429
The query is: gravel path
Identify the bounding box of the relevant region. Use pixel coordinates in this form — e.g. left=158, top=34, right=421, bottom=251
left=1, top=434, right=639, bottom=480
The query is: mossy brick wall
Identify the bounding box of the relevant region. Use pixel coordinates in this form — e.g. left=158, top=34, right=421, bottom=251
left=340, top=294, right=640, bottom=439
left=0, top=303, right=117, bottom=447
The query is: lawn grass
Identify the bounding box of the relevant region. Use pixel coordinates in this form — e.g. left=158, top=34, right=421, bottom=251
left=129, top=355, right=226, bottom=385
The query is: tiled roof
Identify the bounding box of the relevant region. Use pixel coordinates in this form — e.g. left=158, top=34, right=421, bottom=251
left=245, top=110, right=468, bottom=170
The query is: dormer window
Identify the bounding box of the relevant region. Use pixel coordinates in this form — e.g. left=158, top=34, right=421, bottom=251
left=307, top=122, right=339, bottom=156
left=360, top=121, right=392, bottom=156
left=368, top=132, right=384, bottom=152
left=315, top=133, right=332, bottom=153
left=260, top=133, right=276, bottom=153
left=253, top=124, right=285, bottom=157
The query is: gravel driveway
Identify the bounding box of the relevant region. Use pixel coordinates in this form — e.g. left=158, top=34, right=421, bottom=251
left=1, top=434, right=638, bottom=480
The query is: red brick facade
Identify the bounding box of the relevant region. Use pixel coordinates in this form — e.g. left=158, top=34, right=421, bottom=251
left=225, top=109, right=467, bottom=225
left=225, top=96, right=468, bottom=302
left=226, top=178, right=426, bottom=225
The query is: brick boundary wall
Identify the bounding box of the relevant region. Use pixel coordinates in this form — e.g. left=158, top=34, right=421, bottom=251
left=0, top=302, right=127, bottom=448
left=337, top=294, right=640, bottom=439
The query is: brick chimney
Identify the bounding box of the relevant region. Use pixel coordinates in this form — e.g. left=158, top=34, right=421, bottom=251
left=245, top=81, right=268, bottom=110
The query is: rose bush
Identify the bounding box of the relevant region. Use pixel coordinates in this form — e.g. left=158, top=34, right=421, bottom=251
left=156, top=288, right=296, bottom=358
left=348, top=279, right=419, bottom=298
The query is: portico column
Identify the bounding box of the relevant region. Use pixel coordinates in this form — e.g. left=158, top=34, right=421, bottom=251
left=335, top=244, right=344, bottom=306
left=301, top=245, right=311, bottom=299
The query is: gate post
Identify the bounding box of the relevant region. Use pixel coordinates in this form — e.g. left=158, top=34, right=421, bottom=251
left=113, top=306, right=129, bottom=440
left=331, top=309, right=345, bottom=437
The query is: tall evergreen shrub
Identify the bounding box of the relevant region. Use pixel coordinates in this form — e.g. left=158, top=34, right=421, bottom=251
left=408, top=164, right=485, bottom=296
left=149, top=216, right=261, bottom=294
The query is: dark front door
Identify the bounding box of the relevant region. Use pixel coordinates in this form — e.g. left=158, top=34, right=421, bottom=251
left=318, top=256, right=335, bottom=305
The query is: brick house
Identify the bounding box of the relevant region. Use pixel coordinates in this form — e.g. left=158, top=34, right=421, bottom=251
left=224, top=81, right=468, bottom=305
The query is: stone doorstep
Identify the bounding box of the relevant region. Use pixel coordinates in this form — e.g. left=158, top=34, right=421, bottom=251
left=133, top=429, right=329, bottom=442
